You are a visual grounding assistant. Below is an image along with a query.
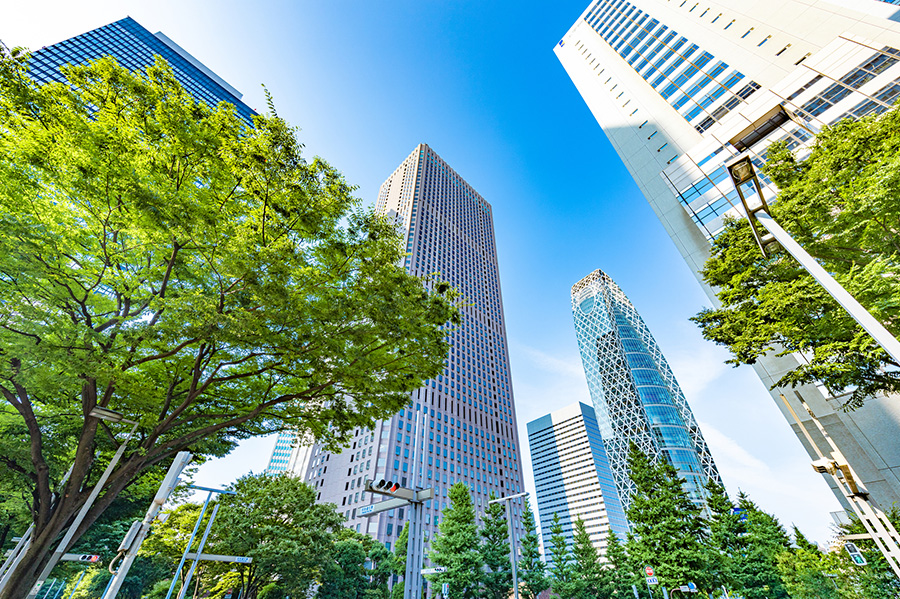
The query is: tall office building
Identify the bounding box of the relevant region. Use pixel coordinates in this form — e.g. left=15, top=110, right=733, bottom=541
left=556, top=0, right=900, bottom=509
left=25, top=17, right=255, bottom=125
left=271, top=144, right=526, bottom=558
left=572, top=270, right=722, bottom=512
left=527, top=402, right=628, bottom=565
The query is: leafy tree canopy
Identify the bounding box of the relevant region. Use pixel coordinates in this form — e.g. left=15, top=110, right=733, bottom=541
left=693, top=109, right=900, bottom=408
left=0, top=48, right=457, bottom=597
left=479, top=492, right=511, bottom=599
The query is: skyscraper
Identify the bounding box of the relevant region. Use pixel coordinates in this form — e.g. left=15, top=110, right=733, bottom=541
left=25, top=17, right=255, bottom=125
left=527, top=402, right=628, bottom=565
left=555, top=0, right=900, bottom=509
left=571, top=270, right=721, bottom=512
left=272, top=144, right=526, bottom=556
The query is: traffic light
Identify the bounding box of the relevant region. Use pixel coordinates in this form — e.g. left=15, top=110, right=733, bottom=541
left=844, top=542, right=868, bottom=566
left=366, top=479, right=401, bottom=494
left=79, top=555, right=100, bottom=563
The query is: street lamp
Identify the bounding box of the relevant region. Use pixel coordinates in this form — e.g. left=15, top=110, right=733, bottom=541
left=24, top=408, right=140, bottom=598
left=488, top=491, right=529, bottom=599
left=725, top=153, right=900, bottom=365
left=725, top=154, right=900, bottom=579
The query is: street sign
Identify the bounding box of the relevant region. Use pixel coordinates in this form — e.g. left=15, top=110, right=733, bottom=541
left=644, top=565, right=655, bottom=577
left=421, top=567, right=447, bottom=574
left=844, top=542, right=868, bottom=566
left=646, top=576, right=659, bottom=585
left=632, top=584, right=640, bottom=599
left=442, top=583, right=449, bottom=596
left=359, top=505, right=375, bottom=516
left=184, top=553, right=252, bottom=564
left=680, top=586, right=690, bottom=592
left=687, top=582, right=697, bottom=592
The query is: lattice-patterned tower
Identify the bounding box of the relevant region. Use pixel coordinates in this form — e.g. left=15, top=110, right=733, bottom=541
left=572, top=270, right=721, bottom=513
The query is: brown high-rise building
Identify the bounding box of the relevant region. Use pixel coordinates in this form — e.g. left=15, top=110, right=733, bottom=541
left=268, top=144, right=525, bottom=559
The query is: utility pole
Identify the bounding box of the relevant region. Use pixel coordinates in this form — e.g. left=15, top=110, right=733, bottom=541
left=780, top=392, right=900, bottom=578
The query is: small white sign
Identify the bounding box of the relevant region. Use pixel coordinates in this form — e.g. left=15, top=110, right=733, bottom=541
left=646, top=576, right=659, bottom=585
left=422, top=566, right=447, bottom=574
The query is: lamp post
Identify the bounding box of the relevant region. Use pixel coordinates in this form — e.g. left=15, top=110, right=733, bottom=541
left=725, top=154, right=900, bottom=578
left=725, top=154, right=900, bottom=365
left=16, top=408, right=139, bottom=598
left=488, top=491, right=529, bottom=599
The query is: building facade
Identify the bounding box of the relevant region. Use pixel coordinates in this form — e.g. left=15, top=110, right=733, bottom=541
left=269, top=144, right=526, bottom=558
left=555, top=0, right=900, bottom=509
left=26, top=16, right=255, bottom=125
left=527, top=402, right=628, bottom=565
left=571, top=270, right=722, bottom=512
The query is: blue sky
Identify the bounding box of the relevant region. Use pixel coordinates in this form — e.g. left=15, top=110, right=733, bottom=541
left=7, top=0, right=841, bottom=542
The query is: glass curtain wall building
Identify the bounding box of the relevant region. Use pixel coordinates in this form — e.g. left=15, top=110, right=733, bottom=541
left=25, top=16, right=255, bottom=125
left=271, top=144, right=525, bottom=559
left=571, top=270, right=721, bottom=512
left=555, top=0, right=900, bottom=510
left=527, top=402, right=628, bottom=565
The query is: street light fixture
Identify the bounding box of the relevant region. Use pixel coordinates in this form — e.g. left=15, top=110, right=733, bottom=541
left=88, top=406, right=138, bottom=425
left=725, top=153, right=900, bottom=365
left=488, top=491, right=529, bottom=599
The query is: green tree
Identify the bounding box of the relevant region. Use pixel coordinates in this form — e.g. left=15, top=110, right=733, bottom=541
left=570, top=517, right=608, bottom=599
left=776, top=528, right=837, bottom=599
left=692, top=109, right=900, bottom=409
left=517, top=498, right=548, bottom=599
left=147, top=474, right=344, bottom=599
left=391, top=522, right=409, bottom=599
left=0, top=50, right=457, bottom=597
left=733, top=492, right=791, bottom=599
left=605, top=531, right=637, bottom=598
left=624, top=445, right=708, bottom=593
left=429, top=483, right=484, bottom=599
left=548, top=512, right=575, bottom=598
left=318, top=535, right=368, bottom=599
left=479, top=493, right=511, bottom=599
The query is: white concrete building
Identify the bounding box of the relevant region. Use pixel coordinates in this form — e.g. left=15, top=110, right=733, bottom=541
left=555, top=0, right=900, bottom=510
left=527, top=402, right=628, bottom=564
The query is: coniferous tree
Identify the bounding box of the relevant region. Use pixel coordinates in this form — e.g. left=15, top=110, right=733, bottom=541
left=548, top=512, right=576, bottom=599
left=570, top=517, right=608, bottom=599
left=734, top=492, right=791, bottom=599
left=429, top=483, right=484, bottom=599
left=480, top=493, right=511, bottom=599
left=624, top=444, right=709, bottom=593
left=605, top=531, right=637, bottom=599
left=517, top=498, right=548, bottom=599
left=703, top=480, right=745, bottom=593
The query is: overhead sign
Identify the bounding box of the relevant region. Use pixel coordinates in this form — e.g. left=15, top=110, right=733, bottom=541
left=422, top=567, right=447, bottom=574
left=646, top=576, right=659, bottom=585
left=359, top=505, right=375, bottom=516
left=644, top=566, right=655, bottom=577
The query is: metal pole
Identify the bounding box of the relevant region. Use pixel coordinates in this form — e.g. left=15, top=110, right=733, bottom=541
left=28, top=422, right=140, bottom=598
left=50, top=578, right=66, bottom=599
left=165, top=492, right=214, bottom=599
left=779, top=394, right=900, bottom=579
left=508, top=498, right=519, bottom=599
left=103, top=451, right=192, bottom=599
left=755, top=212, right=900, bottom=366
left=176, top=503, right=220, bottom=599
left=64, top=571, right=86, bottom=599
left=0, top=466, right=74, bottom=593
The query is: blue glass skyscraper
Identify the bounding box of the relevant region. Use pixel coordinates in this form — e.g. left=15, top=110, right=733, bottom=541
left=25, top=17, right=255, bottom=125
left=572, top=269, right=721, bottom=512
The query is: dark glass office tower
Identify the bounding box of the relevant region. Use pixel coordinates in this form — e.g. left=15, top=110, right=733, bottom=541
left=572, top=269, right=721, bottom=512
left=26, top=17, right=255, bottom=125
